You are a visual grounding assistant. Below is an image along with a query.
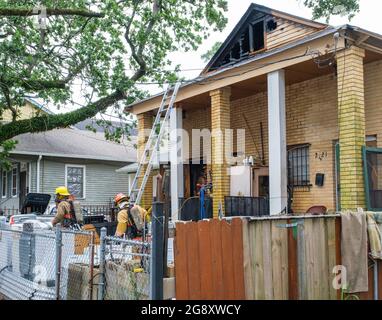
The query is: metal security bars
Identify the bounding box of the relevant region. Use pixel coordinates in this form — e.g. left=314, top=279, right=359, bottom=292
left=288, top=144, right=311, bottom=187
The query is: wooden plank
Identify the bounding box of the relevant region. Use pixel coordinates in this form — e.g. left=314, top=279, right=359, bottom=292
left=231, top=218, right=246, bottom=300
left=210, top=219, right=224, bottom=299
left=174, top=222, right=189, bottom=299
left=359, top=267, right=374, bottom=300
left=262, top=221, right=273, bottom=300
left=197, top=220, right=214, bottom=300
left=186, top=222, right=201, bottom=299
left=242, top=219, right=255, bottom=300
left=253, top=220, right=265, bottom=300
left=304, top=219, right=315, bottom=300
left=221, top=220, right=235, bottom=300
left=326, top=218, right=337, bottom=300
left=335, top=217, right=342, bottom=300
left=271, top=220, right=283, bottom=299
left=287, top=219, right=299, bottom=300
left=280, top=221, right=289, bottom=300
left=317, top=218, right=329, bottom=299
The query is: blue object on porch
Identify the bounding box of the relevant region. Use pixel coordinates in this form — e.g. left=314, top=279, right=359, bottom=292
left=200, top=186, right=206, bottom=220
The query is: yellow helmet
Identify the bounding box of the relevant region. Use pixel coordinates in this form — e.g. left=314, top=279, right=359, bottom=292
left=55, top=186, right=71, bottom=196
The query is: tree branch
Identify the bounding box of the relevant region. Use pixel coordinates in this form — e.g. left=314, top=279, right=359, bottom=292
left=0, top=90, right=126, bottom=142
left=124, top=0, right=160, bottom=81
left=0, top=8, right=104, bottom=18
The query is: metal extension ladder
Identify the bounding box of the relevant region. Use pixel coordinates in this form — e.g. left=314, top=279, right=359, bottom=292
left=128, top=82, right=181, bottom=206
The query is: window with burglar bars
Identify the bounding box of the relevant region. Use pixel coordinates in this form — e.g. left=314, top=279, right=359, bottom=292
left=288, top=144, right=310, bottom=187
left=66, top=165, right=85, bottom=199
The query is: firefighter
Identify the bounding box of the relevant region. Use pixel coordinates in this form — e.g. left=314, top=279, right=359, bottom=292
left=51, top=186, right=78, bottom=228
left=114, top=193, right=149, bottom=239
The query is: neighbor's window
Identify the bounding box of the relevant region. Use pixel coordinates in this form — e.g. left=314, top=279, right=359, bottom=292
left=11, top=166, right=18, bottom=197
left=66, top=165, right=85, bottom=199
left=288, top=144, right=311, bottom=187
left=2, top=170, right=7, bottom=198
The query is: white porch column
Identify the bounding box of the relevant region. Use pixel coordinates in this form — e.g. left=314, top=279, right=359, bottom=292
left=267, top=70, right=288, bottom=215
left=170, top=107, right=184, bottom=221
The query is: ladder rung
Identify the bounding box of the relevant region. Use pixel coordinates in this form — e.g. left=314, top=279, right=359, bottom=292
left=129, top=82, right=181, bottom=205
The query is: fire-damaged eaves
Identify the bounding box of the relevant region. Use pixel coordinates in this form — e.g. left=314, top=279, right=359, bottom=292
left=202, top=3, right=328, bottom=74
left=126, top=24, right=382, bottom=114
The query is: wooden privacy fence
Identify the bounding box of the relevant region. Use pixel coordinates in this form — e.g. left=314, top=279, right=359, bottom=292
left=174, top=216, right=342, bottom=300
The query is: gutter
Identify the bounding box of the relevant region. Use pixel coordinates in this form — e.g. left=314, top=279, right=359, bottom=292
left=10, top=150, right=135, bottom=165
left=36, top=155, right=42, bottom=193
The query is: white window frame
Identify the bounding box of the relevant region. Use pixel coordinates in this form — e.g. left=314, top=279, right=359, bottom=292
left=11, top=165, right=18, bottom=198
left=2, top=170, right=7, bottom=199
left=65, top=164, right=86, bottom=199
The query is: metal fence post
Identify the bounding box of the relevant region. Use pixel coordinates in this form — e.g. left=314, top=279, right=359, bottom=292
left=150, top=202, right=164, bottom=300
left=98, top=227, right=107, bottom=300
left=89, top=231, right=95, bottom=300
left=55, top=224, right=62, bottom=300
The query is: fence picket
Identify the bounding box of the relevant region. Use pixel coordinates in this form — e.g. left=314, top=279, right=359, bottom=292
left=210, top=219, right=224, bottom=299
left=174, top=222, right=189, bottom=300
left=197, top=220, right=214, bottom=300
left=186, top=222, right=201, bottom=299
left=231, top=218, right=245, bottom=300
left=262, top=221, right=273, bottom=300
left=242, top=219, right=255, bottom=300
left=221, top=220, right=235, bottom=300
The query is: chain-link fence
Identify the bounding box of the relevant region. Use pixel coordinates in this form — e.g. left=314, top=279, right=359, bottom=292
left=0, top=225, right=56, bottom=300
left=99, top=234, right=151, bottom=300
left=58, top=229, right=96, bottom=300
left=0, top=225, right=153, bottom=300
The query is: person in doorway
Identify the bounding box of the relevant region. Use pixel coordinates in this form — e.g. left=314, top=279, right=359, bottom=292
left=51, top=186, right=78, bottom=228
left=114, top=193, right=150, bottom=239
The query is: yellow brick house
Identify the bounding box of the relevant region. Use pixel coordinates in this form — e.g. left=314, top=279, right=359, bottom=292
left=127, top=3, right=382, bottom=218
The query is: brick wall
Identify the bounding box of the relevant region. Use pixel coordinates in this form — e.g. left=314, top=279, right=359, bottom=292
left=137, top=112, right=154, bottom=209
left=336, top=47, right=366, bottom=210
left=182, top=58, right=382, bottom=213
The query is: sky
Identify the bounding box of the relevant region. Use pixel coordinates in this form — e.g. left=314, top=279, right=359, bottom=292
left=48, top=0, right=382, bottom=117
left=165, top=0, right=382, bottom=83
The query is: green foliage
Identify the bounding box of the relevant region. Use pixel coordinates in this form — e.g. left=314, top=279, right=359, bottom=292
left=0, top=0, right=228, bottom=144
left=201, top=41, right=222, bottom=63
left=0, top=140, right=17, bottom=169
left=302, top=0, right=360, bottom=22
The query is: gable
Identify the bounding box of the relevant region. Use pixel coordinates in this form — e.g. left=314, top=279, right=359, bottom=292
left=204, top=4, right=327, bottom=73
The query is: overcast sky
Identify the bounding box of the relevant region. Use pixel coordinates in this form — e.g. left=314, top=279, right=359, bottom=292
left=165, top=0, right=381, bottom=83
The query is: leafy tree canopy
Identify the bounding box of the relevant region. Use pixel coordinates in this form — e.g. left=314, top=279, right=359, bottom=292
left=303, top=0, right=360, bottom=22
left=0, top=0, right=228, bottom=167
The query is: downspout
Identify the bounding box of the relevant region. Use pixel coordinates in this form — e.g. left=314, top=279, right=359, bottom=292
left=37, top=155, right=42, bottom=193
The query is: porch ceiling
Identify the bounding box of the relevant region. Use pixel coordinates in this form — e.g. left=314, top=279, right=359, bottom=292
left=179, top=49, right=382, bottom=110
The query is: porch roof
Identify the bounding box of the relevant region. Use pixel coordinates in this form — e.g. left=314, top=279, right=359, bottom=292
left=126, top=24, right=382, bottom=115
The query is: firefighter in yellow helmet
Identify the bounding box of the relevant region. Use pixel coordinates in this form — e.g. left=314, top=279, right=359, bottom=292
left=52, top=186, right=77, bottom=228
left=114, top=193, right=150, bottom=239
